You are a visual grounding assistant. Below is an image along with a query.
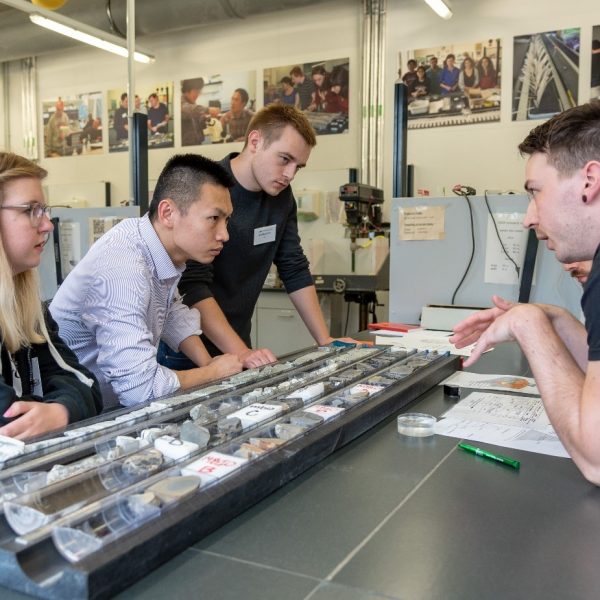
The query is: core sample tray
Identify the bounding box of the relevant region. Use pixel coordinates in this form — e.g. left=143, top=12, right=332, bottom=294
left=0, top=344, right=459, bottom=598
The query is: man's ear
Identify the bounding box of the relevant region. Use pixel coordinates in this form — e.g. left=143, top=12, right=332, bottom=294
left=246, top=129, right=261, bottom=153
left=583, top=161, right=600, bottom=204
left=157, top=198, right=176, bottom=226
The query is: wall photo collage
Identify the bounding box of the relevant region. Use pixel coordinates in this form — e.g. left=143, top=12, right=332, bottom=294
left=42, top=58, right=350, bottom=159
left=399, top=25, right=598, bottom=129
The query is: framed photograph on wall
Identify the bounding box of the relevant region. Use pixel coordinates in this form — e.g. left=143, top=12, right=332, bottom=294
left=42, top=91, right=103, bottom=158
left=263, top=58, right=349, bottom=135
left=107, top=83, right=174, bottom=152
left=399, top=39, right=501, bottom=130
left=512, top=28, right=579, bottom=121
left=180, top=71, right=256, bottom=146
left=592, top=26, right=600, bottom=100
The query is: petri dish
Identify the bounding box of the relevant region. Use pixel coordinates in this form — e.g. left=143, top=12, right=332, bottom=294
left=397, top=413, right=436, bottom=437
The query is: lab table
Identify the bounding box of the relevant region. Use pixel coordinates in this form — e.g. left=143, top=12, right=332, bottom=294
left=3, top=343, right=597, bottom=600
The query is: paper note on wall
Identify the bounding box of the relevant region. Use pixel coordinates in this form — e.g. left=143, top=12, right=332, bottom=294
left=59, top=222, right=81, bottom=277
left=398, top=205, right=445, bottom=240
left=484, top=212, right=529, bottom=285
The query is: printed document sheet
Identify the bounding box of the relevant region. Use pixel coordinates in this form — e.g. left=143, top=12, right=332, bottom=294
left=435, top=391, right=569, bottom=458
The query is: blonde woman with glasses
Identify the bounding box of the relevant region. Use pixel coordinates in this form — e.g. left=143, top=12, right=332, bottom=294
left=0, top=152, right=101, bottom=439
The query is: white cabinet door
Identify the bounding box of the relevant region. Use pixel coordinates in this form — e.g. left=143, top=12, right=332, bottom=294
left=256, top=307, right=314, bottom=356
left=255, top=292, right=314, bottom=356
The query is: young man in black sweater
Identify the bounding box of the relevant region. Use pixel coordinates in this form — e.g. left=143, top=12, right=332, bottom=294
left=159, top=104, right=335, bottom=369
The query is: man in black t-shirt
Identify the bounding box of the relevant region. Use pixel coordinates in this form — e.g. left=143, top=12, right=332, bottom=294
left=158, top=104, right=340, bottom=370
left=401, top=59, right=419, bottom=93
left=113, top=93, right=129, bottom=141
left=147, top=93, right=170, bottom=134
left=451, top=102, right=600, bottom=485
left=290, top=66, right=314, bottom=111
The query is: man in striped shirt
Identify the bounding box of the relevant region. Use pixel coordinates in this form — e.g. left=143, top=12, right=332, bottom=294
left=50, top=154, right=242, bottom=409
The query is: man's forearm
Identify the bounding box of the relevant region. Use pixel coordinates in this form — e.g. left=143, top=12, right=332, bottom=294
left=288, top=286, right=331, bottom=346
left=510, top=308, right=597, bottom=478
left=512, top=309, right=585, bottom=417
left=175, top=364, right=217, bottom=390
left=179, top=334, right=212, bottom=366
left=535, top=303, right=588, bottom=370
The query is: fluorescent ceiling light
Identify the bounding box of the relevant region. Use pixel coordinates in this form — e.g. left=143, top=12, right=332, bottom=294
left=0, top=1, right=154, bottom=63
left=423, top=0, right=453, bottom=20
left=29, top=13, right=154, bottom=63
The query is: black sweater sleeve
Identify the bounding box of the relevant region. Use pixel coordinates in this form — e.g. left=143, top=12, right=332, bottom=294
left=273, top=194, right=314, bottom=294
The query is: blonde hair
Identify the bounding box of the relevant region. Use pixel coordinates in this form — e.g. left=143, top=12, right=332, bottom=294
left=0, top=152, right=48, bottom=353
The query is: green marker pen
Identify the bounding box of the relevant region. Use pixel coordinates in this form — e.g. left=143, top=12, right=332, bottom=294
left=458, top=442, right=520, bottom=470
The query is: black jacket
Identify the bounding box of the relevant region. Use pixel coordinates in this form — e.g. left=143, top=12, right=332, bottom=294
left=0, top=311, right=102, bottom=425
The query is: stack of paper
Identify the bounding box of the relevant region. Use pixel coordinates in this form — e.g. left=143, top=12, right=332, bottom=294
left=374, top=328, right=476, bottom=357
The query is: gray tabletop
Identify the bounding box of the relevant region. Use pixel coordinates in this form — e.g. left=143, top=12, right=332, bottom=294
left=5, top=344, right=600, bottom=600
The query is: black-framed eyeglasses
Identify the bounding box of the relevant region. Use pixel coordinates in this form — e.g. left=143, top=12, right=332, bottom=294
left=0, top=203, right=52, bottom=226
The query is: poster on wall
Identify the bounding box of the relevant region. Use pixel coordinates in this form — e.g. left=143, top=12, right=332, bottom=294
left=42, top=92, right=103, bottom=158
left=263, top=58, right=349, bottom=135
left=512, top=28, right=579, bottom=121
left=108, top=82, right=174, bottom=152
left=180, top=72, right=256, bottom=146
left=592, top=26, right=600, bottom=100
left=399, top=40, right=501, bottom=130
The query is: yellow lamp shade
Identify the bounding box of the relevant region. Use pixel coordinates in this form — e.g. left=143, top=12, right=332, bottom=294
left=31, top=0, right=69, bottom=10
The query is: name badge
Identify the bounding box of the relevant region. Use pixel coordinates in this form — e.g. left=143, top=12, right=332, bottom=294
left=254, top=224, right=276, bottom=245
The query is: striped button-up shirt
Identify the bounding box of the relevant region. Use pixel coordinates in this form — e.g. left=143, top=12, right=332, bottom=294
left=50, top=215, right=201, bottom=408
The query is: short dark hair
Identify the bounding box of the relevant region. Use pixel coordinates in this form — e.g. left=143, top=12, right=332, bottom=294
left=244, top=104, right=316, bottom=149
left=181, top=78, right=205, bottom=94
left=290, top=66, right=304, bottom=77
left=149, top=154, right=234, bottom=221
left=518, top=101, right=600, bottom=176
left=120, top=92, right=128, bottom=102
left=280, top=76, right=293, bottom=86
left=444, top=54, right=456, bottom=68
left=234, top=88, right=249, bottom=105
left=148, top=93, right=158, bottom=101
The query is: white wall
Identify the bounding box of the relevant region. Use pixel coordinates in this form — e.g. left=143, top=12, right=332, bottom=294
left=385, top=0, right=598, bottom=200
left=4, top=0, right=361, bottom=204
left=4, top=0, right=600, bottom=238
left=6, top=0, right=600, bottom=201
left=4, top=0, right=600, bottom=200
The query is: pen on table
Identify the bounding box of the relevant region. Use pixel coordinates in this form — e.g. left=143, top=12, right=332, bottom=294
left=457, top=442, right=520, bottom=470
